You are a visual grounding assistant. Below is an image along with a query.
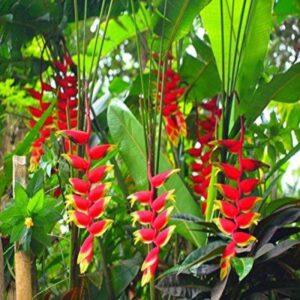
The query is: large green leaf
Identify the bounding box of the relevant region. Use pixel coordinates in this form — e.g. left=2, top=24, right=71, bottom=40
left=152, top=0, right=212, bottom=53
left=87, top=5, right=150, bottom=58
left=241, top=63, right=300, bottom=122
left=237, top=0, right=273, bottom=101
left=180, top=53, right=221, bottom=101
left=231, top=257, right=254, bottom=281
left=107, top=100, right=206, bottom=246
left=201, top=0, right=251, bottom=89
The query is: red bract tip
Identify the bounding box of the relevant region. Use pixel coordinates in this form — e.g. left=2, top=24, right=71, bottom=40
left=134, top=228, right=156, bottom=245
left=240, top=178, right=260, bottom=195
left=151, top=190, right=175, bottom=212
left=152, top=207, right=173, bottom=231
left=218, top=163, right=242, bottom=181
left=154, top=225, right=176, bottom=248
left=63, top=154, right=90, bottom=171
left=89, top=144, right=116, bottom=160
left=188, top=147, right=202, bottom=157
left=66, top=194, right=90, bottom=211
left=29, top=107, right=43, bottom=118
left=69, top=210, right=91, bottom=228
left=241, top=158, right=269, bottom=172
left=87, top=165, right=113, bottom=184
left=41, top=82, right=53, bottom=92
left=233, top=232, right=256, bottom=247
left=26, top=88, right=42, bottom=100
left=131, top=210, right=154, bottom=226
left=238, top=196, right=262, bottom=212
left=236, top=212, right=260, bottom=229
left=89, top=183, right=110, bottom=202
left=141, top=247, right=160, bottom=271
left=88, top=219, right=113, bottom=237
left=150, top=169, right=180, bottom=188
left=215, top=200, right=238, bottom=219
left=59, top=130, right=89, bottom=145
left=88, top=197, right=111, bottom=219
left=215, top=184, right=239, bottom=202
left=54, top=61, right=67, bottom=73
left=219, top=140, right=242, bottom=154
left=69, top=178, right=90, bottom=194
left=214, top=218, right=236, bottom=235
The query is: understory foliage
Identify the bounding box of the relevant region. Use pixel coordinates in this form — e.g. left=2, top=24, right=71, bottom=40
left=0, top=0, right=299, bottom=300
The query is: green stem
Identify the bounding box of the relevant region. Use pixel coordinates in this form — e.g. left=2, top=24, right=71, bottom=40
left=99, top=239, right=115, bottom=300
left=69, top=225, right=80, bottom=289
left=150, top=278, right=156, bottom=300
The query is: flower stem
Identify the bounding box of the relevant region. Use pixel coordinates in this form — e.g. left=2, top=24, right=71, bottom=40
left=150, top=278, right=156, bottom=300
left=98, top=239, right=115, bottom=300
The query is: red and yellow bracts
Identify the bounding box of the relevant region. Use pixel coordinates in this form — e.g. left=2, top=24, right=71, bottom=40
left=128, top=167, right=178, bottom=286
left=213, top=118, right=267, bottom=280
left=59, top=100, right=115, bottom=273
left=188, top=96, right=221, bottom=214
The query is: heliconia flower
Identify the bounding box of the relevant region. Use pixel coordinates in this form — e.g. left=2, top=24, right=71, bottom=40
left=128, top=191, right=152, bottom=206
left=152, top=207, right=174, bottom=231
left=215, top=184, right=239, bottom=201
left=154, top=225, right=176, bottom=247
left=131, top=210, right=154, bottom=226
left=240, top=178, right=260, bottom=195
left=89, top=144, right=116, bottom=160
left=233, top=232, right=256, bottom=247
left=151, top=190, right=175, bottom=213
left=62, top=154, right=90, bottom=171
left=141, top=247, right=160, bottom=271
left=238, top=196, right=262, bottom=212
left=88, top=197, right=111, bottom=219
left=218, top=139, right=242, bottom=154
left=188, top=147, right=202, bottom=157
left=87, top=165, right=113, bottom=183
left=141, top=259, right=158, bottom=287
left=215, top=200, right=238, bottom=219
left=68, top=210, right=91, bottom=228
left=58, top=130, right=89, bottom=145
left=77, top=234, right=94, bottom=271
left=26, top=88, right=42, bottom=100
left=191, top=162, right=203, bottom=172
left=69, top=178, right=90, bottom=194
left=88, top=183, right=111, bottom=202
left=88, top=219, right=113, bottom=236
left=134, top=228, right=156, bottom=244
left=29, top=106, right=43, bottom=118
left=214, top=218, right=236, bottom=235
left=150, top=169, right=180, bottom=188
left=236, top=212, right=260, bottom=229
left=66, top=194, right=90, bottom=211
left=217, top=163, right=242, bottom=180
left=241, top=158, right=269, bottom=172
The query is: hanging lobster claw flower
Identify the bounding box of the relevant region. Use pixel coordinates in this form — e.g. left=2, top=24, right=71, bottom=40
left=217, top=163, right=242, bottom=180
left=89, top=144, right=116, bottom=160
left=220, top=240, right=236, bottom=280
left=188, top=147, right=202, bottom=157
left=233, top=232, right=256, bottom=247
left=69, top=178, right=90, bottom=194
left=89, top=183, right=111, bottom=202
left=241, top=158, right=269, bottom=172
left=151, top=190, right=175, bottom=212
left=141, top=247, right=160, bottom=271
left=154, top=225, right=176, bottom=247
left=88, top=219, right=113, bottom=237
left=66, top=194, right=90, bottom=211
left=238, top=196, right=262, bottom=212
left=128, top=191, right=152, bottom=207
left=213, top=218, right=236, bottom=235
left=141, top=260, right=158, bottom=287
left=240, top=178, right=260, bottom=195
left=215, top=200, right=238, bottom=219
left=131, top=210, right=154, bottom=226
left=29, top=106, right=43, bottom=118
left=88, top=197, right=111, bottom=219
left=77, top=234, right=94, bottom=272
left=215, top=184, right=239, bottom=201
left=150, top=169, right=180, bottom=188
left=217, top=139, right=242, bottom=154
left=236, top=212, right=260, bottom=229
left=41, top=82, right=53, bottom=92
left=87, top=165, right=113, bottom=183
left=152, top=207, right=174, bottom=231
left=191, top=162, right=203, bottom=172
left=62, top=154, right=90, bottom=171
left=26, top=88, right=42, bottom=100
left=57, top=130, right=89, bottom=145
left=68, top=210, right=91, bottom=228
left=133, top=228, right=156, bottom=244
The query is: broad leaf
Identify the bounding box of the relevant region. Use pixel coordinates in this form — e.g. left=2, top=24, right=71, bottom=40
left=241, top=63, right=300, bottom=122
left=231, top=257, right=254, bottom=281
left=27, top=189, right=45, bottom=214
left=107, top=100, right=206, bottom=246
left=153, top=0, right=212, bottom=53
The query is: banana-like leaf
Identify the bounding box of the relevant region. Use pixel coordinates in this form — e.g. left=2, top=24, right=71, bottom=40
left=107, top=100, right=206, bottom=246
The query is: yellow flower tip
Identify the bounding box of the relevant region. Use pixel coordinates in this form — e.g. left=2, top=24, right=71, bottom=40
left=109, top=144, right=117, bottom=151
left=127, top=195, right=136, bottom=207
left=166, top=206, right=174, bottom=216
left=65, top=194, right=73, bottom=207
left=24, top=217, right=34, bottom=229
left=67, top=210, right=75, bottom=224
left=61, top=153, right=70, bottom=162
left=171, top=168, right=180, bottom=176
left=106, top=164, right=114, bottom=172
left=79, top=259, right=90, bottom=274
left=141, top=269, right=153, bottom=287
left=133, top=230, right=141, bottom=245
left=130, top=212, right=138, bottom=226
